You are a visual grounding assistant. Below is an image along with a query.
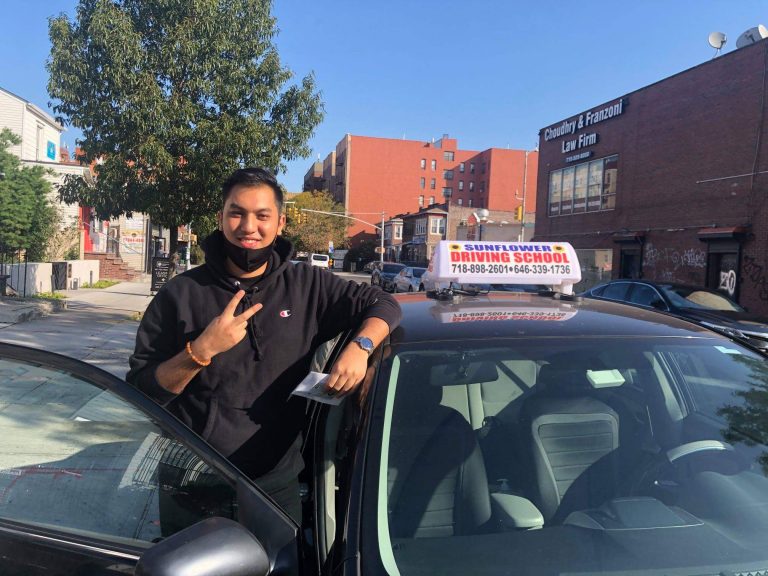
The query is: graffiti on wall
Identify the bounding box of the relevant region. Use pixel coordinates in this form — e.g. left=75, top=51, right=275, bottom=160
left=742, top=255, right=768, bottom=301
left=644, top=243, right=707, bottom=271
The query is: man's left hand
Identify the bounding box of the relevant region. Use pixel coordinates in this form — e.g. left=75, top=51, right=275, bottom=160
left=325, top=344, right=369, bottom=396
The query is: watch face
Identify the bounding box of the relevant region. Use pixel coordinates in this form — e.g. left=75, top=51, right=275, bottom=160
left=355, top=337, right=374, bottom=352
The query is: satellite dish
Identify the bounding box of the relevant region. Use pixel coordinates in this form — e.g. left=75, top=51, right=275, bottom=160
left=708, top=31, right=727, bottom=50
left=736, top=25, right=768, bottom=49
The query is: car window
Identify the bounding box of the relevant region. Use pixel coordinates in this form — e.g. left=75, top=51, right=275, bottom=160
left=628, top=284, right=665, bottom=308
left=662, top=286, right=744, bottom=312
left=601, top=281, right=631, bottom=301
left=382, top=264, right=404, bottom=274
left=412, top=269, right=426, bottom=278
left=367, top=337, right=768, bottom=576
left=0, top=356, right=237, bottom=547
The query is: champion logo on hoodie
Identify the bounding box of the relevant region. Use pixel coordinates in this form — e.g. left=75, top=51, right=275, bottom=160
left=279, top=309, right=291, bottom=318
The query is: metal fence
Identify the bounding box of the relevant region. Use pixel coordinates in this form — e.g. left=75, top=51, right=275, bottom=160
left=0, top=248, right=28, bottom=298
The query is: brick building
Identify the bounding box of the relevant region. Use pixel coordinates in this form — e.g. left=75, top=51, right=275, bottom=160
left=534, top=37, right=768, bottom=315
left=312, top=134, right=538, bottom=246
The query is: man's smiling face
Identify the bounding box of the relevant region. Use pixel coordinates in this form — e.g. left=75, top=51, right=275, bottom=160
left=219, top=184, right=286, bottom=251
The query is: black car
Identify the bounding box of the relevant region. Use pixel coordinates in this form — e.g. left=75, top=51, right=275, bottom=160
left=582, top=279, right=768, bottom=351
left=5, top=245, right=768, bottom=575
left=370, top=262, right=405, bottom=292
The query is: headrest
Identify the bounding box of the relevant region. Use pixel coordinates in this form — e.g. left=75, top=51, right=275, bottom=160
left=430, top=361, right=499, bottom=386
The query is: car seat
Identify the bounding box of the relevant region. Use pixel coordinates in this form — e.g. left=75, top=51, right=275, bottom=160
left=521, top=359, right=620, bottom=523
left=388, top=361, right=493, bottom=538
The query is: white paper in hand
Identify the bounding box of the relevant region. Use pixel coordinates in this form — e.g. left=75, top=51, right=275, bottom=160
left=291, top=371, right=345, bottom=405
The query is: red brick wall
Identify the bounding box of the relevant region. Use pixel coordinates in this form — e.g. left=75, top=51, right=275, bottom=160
left=333, top=135, right=537, bottom=244
left=534, top=39, right=768, bottom=314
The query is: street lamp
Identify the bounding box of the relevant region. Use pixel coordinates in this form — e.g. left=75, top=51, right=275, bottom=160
left=473, top=208, right=490, bottom=241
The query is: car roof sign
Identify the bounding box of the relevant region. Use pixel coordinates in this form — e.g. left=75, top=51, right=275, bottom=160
left=424, top=241, right=582, bottom=295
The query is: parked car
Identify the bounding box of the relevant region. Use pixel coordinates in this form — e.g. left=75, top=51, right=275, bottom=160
left=393, top=266, right=427, bottom=292
left=310, top=253, right=330, bottom=268
left=5, top=241, right=768, bottom=575
left=370, top=262, right=405, bottom=292
left=362, top=261, right=378, bottom=274
left=581, top=279, right=768, bottom=351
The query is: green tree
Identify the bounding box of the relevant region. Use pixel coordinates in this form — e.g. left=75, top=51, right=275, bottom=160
left=0, top=129, right=58, bottom=261
left=283, top=191, right=348, bottom=254
left=48, top=0, right=324, bottom=254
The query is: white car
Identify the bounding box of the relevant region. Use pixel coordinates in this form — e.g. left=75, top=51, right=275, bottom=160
left=310, top=253, right=330, bottom=268
left=393, top=266, right=427, bottom=292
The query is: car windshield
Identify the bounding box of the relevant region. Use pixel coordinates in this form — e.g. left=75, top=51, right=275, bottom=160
left=412, top=268, right=426, bottom=278
left=662, top=285, right=744, bottom=312
left=382, top=264, right=404, bottom=274
left=367, top=336, right=768, bottom=576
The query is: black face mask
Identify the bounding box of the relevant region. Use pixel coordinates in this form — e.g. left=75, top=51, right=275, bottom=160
left=222, top=235, right=275, bottom=273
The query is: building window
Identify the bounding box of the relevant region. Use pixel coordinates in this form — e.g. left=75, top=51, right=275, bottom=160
left=469, top=181, right=475, bottom=192
left=384, top=227, right=392, bottom=240
left=549, top=154, right=618, bottom=216
left=481, top=162, right=486, bottom=174
left=459, top=180, right=464, bottom=191
left=480, top=181, right=485, bottom=193
left=395, top=225, right=403, bottom=240
left=468, top=199, right=473, bottom=207
left=431, top=159, right=437, bottom=171
left=470, top=162, right=475, bottom=174
left=458, top=198, right=463, bottom=206
left=418, top=195, right=424, bottom=207
left=443, top=169, right=454, bottom=180
left=459, top=162, right=465, bottom=173
left=429, top=196, right=435, bottom=205
left=430, top=217, right=445, bottom=235
left=420, top=158, right=426, bottom=169
left=444, top=151, right=455, bottom=161
left=442, top=187, right=452, bottom=198
left=415, top=218, right=427, bottom=235
left=420, top=177, right=425, bottom=189
left=430, top=178, right=436, bottom=189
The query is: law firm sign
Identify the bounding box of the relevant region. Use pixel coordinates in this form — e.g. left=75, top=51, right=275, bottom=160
left=543, top=98, right=626, bottom=161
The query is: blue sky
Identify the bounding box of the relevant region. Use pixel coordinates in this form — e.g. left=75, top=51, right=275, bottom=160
left=0, top=0, right=765, bottom=191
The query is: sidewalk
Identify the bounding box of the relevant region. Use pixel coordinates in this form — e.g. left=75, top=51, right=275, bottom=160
left=0, top=279, right=155, bottom=379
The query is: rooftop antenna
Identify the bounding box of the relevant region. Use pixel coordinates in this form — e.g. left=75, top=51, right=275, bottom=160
left=708, top=31, right=727, bottom=57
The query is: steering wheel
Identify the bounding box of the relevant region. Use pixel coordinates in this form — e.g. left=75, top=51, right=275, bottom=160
left=630, top=440, right=746, bottom=498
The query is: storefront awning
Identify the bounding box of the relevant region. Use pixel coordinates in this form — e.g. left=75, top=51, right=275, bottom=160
left=697, top=226, right=749, bottom=241
left=612, top=231, right=645, bottom=244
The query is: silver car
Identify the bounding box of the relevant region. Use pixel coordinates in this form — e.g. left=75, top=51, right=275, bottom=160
left=393, top=266, right=427, bottom=292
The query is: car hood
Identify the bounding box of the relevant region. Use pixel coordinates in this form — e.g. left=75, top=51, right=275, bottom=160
left=679, top=308, right=768, bottom=334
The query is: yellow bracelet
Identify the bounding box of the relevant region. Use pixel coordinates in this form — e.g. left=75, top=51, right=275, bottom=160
left=186, top=340, right=211, bottom=367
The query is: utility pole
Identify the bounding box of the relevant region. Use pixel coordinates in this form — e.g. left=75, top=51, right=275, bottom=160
left=515, top=149, right=529, bottom=242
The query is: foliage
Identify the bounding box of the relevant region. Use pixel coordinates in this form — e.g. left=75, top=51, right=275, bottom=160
left=46, top=224, right=81, bottom=261
left=82, top=279, right=120, bottom=289
left=48, top=0, right=324, bottom=254
left=0, top=129, right=59, bottom=261
left=282, top=191, right=348, bottom=254
left=344, top=241, right=378, bottom=266
left=33, top=292, right=68, bottom=300
left=190, top=244, right=205, bottom=265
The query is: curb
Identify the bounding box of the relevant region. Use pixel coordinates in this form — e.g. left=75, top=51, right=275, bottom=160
left=0, top=298, right=67, bottom=324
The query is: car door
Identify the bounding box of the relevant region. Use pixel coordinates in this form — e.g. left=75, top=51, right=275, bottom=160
left=0, top=343, right=298, bottom=576
left=395, top=268, right=410, bottom=292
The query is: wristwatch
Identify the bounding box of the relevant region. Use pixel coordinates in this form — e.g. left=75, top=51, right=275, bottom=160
left=352, top=336, right=374, bottom=355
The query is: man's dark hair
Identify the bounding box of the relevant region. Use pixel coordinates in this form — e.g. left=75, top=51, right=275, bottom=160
left=222, top=167, right=284, bottom=212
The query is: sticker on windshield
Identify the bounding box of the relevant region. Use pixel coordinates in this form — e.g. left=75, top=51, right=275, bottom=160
left=714, top=346, right=742, bottom=355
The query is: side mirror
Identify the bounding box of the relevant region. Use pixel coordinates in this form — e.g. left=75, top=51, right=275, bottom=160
left=135, top=517, right=270, bottom=576
left=650, top=299, right=667, bottom=311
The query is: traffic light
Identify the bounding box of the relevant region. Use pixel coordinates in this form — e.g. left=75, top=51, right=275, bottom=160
left=514, top=205, right=523, bottom=221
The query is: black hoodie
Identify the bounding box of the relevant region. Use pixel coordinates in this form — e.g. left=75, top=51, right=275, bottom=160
left=127, top=232, right=401, bottom=479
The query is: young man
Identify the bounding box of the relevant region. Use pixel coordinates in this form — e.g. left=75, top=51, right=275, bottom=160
left=127, top=167, right=401, bottom=522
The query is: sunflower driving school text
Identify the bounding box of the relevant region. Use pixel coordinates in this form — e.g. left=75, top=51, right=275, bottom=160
left=448, top=243, right=572, bottom=275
